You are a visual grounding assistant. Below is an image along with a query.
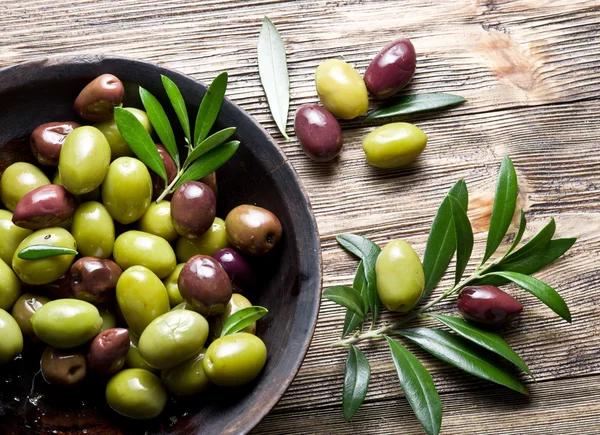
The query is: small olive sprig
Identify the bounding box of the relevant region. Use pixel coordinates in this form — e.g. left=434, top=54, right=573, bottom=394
left=323, top=155, right=576, bottom=434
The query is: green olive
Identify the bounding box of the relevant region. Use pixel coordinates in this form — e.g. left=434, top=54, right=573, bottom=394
left=58, top=126, right=111, bottom=194
left=99, top=307, right=117, bottom=331
left=362, top=123, right=428, bottom=169
left=163, top=263, right=185, bottom=307
left=138, top=201, right=178, bottom=242
left=113, top=231, right=176, bottom=279
left=31, top=299, right=103, bottom=348
left=71, top=201, right=115, bottom=259
left=315, top=59, right=369, bottom=120
left=138, top=310, right=209, bottom=369
left=0, top=210, right=33, bottom=264
left=11, top=293, right=50, bottom=339
left=375, top=240, right=424, bottom=312
left=211, top=293, right=256, bottom=340
left=12, top=227, right=77, bottom=285
left=125, top=332, right=158, bottom=373
left=106, top=368, right=166, bottom=419
left=102, top=157, right=152, bottom=224
left=161, top=348, right=210, bottom=396
left=0, top=162, right=50, bottom=211
left=116, top=266, right=170, bottom=337
left=202, top=332, right=267, bottom=387
left=0, top=309, right=23, bottom=363
left=175, top=217, right=229, bottom=262
left=95, top=108, right=153, bottom=159
left=0, top=258, right=21, bottom=311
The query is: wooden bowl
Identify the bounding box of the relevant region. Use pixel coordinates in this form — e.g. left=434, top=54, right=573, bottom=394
left=0, top=56, right=321, bottom=434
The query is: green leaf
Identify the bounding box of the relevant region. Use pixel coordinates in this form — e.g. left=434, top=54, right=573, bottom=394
left=17, top=245, right=77, bottom=260
left=343, top=261, right=367, bottom=337
left=447, top=179, right=468, bottom=211
left=194, top=72, right=228, bottom=147
left=505, top=209, right=526, bottom=256
left=174, top=141, right=239, bottom=189
left=257, top=16, right=290, bottom=140
left=422, top=196, right=456, bottom=300
left=482, top=155, right=518, bottom=264
left=220, top=306, right=268, bottom=337
left=448, top=195, right=473, bottom=285
left=114, top=107, right=167, bottom=181
left=336, top=234, right=382, bottom=323
left=485, top=271, right=571, bottom=322
left=343, top=345, right=371, bottom=422
left=184, top=127, right=236, bottom=167
left=161, top=75, right=191, bottom=145
left=139, top=87, right=180, bottom=167
left=363, top=93, right=466, bottom=121
left=385, top=337, right=442, bottom=435
left=502, top=218, right=555, bottom=264
left=323, top=286, right=366, bottom=317
left=396, top=328, right=527, bottom=395
left=428, top=314, right=531, bottom=377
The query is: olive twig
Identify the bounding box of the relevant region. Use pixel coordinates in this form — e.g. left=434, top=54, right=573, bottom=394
left=155, top=168, right=185, bottom=202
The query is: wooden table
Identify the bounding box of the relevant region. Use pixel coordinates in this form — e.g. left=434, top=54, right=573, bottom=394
left=2, top=0, right=599, bottom=433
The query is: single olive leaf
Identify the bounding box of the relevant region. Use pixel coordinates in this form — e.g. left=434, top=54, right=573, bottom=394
left=114, top=107, right=167, bottom=181
left=482, top=155, right=518, bottom=264
left=502, top=218, right=555, bottom=264
left=427, top=314, right=532, bottom=378
left=220, top=306, right=268, bottom=337
left=174, top=141, right=239, bottom=190
left=336, top=234, right=381, bottom=323
left=343, top=261, right=368, bottom=337
left=17, top=245, right=78, bottom=260
left=184, top=127, right=236, bottom=167
left=447, top=178, right=468, bottom=211
left=194, top=71, right=228, bottom=147
left=363, top=93, right=466, bottom=121
left=257, top=16, right=290, bottom=140
left=485, top=271, right=571, bottom=322
left=385, top=336, right=442, bottom=435
left=448, top=194, right=473, bottom=285
left=139, top=86, right=180, bottom=167
left=343, top=345, right=371, bottom=422
left=396, top=328, right=528, bottom=395
left=505, top=209, right=526, bottom=256
left=323, top=286, right=366, bottom=317
left=161, top=75, right=191, bottom=145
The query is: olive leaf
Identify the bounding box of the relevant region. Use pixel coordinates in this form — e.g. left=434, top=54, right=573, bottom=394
left=342, top=261, right=368, bottom=337
left=396, top=328, right=528, bottom=395
left=323, top=286, right=366, bottom=317
left=386, top=337, right=442, bottom=435
left=114, top=107, right=167, bottom=181
left=448, top=195, right=473, bottom=285
left=174, top=141, right=240, bottom=190
left=447, top=179, right=468, bottom=211
left=427, top=314, right=532, bottom=377
left=363, top=93, right=466, bottom=121
left=194, top=71, right=228, bottom=147
left=343, top=345, right=370, bottom=422
left=502, top=218, right=555, bottom=264
left=17, top=245, right=77, bottom=260
left=220, top=306, right=268, bottom=337
left=505, top=209, right=526, bottom=256
left=184, top=127, right=236, bottom=167
left=161, top=75, right=191, bottom=145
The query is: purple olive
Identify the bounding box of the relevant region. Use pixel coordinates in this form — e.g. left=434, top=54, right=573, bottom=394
left=171, top=181, right=216, bottom=239
left=12, top=184, right=78, bottom=230
left=364, top=38, right=417, bottom=99
left=30, top=121, right=80, bottom=167
left=178, top=255, right=232, bottom=316
left=151, top=144, right=178, bottom=199
left=294, top=104, right=343, bottom=162
left=87, top=328, right=129, bottom=375
left=70, top=258, right=123, bottom=305
left=74, top=74, right=125, bottom=122
left=213, top=248, right=253, bottom=291
left=200, top=172, right=218, bottom=197
left=457, top=285, right=523, bottom=326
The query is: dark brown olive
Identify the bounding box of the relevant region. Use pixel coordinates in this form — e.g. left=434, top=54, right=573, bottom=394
left=178, top=255, right=232, bottom=316
left=73, top=74, right=125, bottom=122
left=457, top=285, right=523, bottom=326
left=171, top=181, right=216, bottom=239
left=225, top=205, right=282, bottom=256
left=11, top=293, right=50, bottom=339
left=213, top=248, right=253, bottom=292
left=87, top=328, right=129, bottom=374
left=12, top=185, right=78, bottom=230
left=30, top=121, right=80, bottom=166
left=70, top=257, right=123, bottom=305
left=44, top=273, right=72, bottom=299
left=363, top=38, right=417, bottom=99
left=151, top=144, right=178, bottom=199
left=294, top=104, right=343, bottom=162
left=41, top=346, right=87, bottom=386
left=200, top=172, right=218, bottom=197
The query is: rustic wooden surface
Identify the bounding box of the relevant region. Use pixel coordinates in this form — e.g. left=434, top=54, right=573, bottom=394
left=2, top=0, right=600, bottom=433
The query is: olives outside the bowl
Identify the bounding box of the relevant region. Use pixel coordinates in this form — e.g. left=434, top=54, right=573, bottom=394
left=30, top=121, right=80, bottom=167
left=0, top=258, right=22, bottom=311
left=106, top=368, right=167, bottom=419
left=178, top=255, right=232, bottom=316
left=294, top=104, right=343, bottom=162
left=225, top=205, right=282, bottom=256
left=95, top=108, right=152, bottom=159
left=175, top=217, right=229, bottom=262
left=113, top=230, right=176, bottom=279
left=0, top=210, right=32, bottom=265
left=74, top=74, right=125, bottom=122
left=0, top=162, right=51, bottom=211
left=11, top=293, right=50, bottom=340
left=363, top=38, right=417, bottom=99
left=87, top=328, right=130, bottom=375
left=70, top=257, right=122, bottom=305
left=0, top=308, right=23, bottom=364
left=71, top=201, right=115, bottom=259
left=171, top=181, right=217, bottom=239
left=362, top=122, right=428, bottom=169
left=41, top=346, right=87, bottom=386
left=457, top=285, right=523, bottom=325
left=315, top=59, right=369, bottom=120
left=12, top=184, right=78, bottom=230
left=213, top=247, right=253, bottom=292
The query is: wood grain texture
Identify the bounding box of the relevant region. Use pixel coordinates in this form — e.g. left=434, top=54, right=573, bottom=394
left=2, top=0, right=600, bottom=433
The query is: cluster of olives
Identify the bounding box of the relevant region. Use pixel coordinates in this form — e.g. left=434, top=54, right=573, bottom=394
left=375, top=240, right=523, bottom=325
left=0, top=73, right=283, bottom=420
left=294, top=38, right=427, bottom=168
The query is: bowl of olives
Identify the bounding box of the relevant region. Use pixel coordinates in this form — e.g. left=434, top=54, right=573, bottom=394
left=0, top=55, right=321, bottom=434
